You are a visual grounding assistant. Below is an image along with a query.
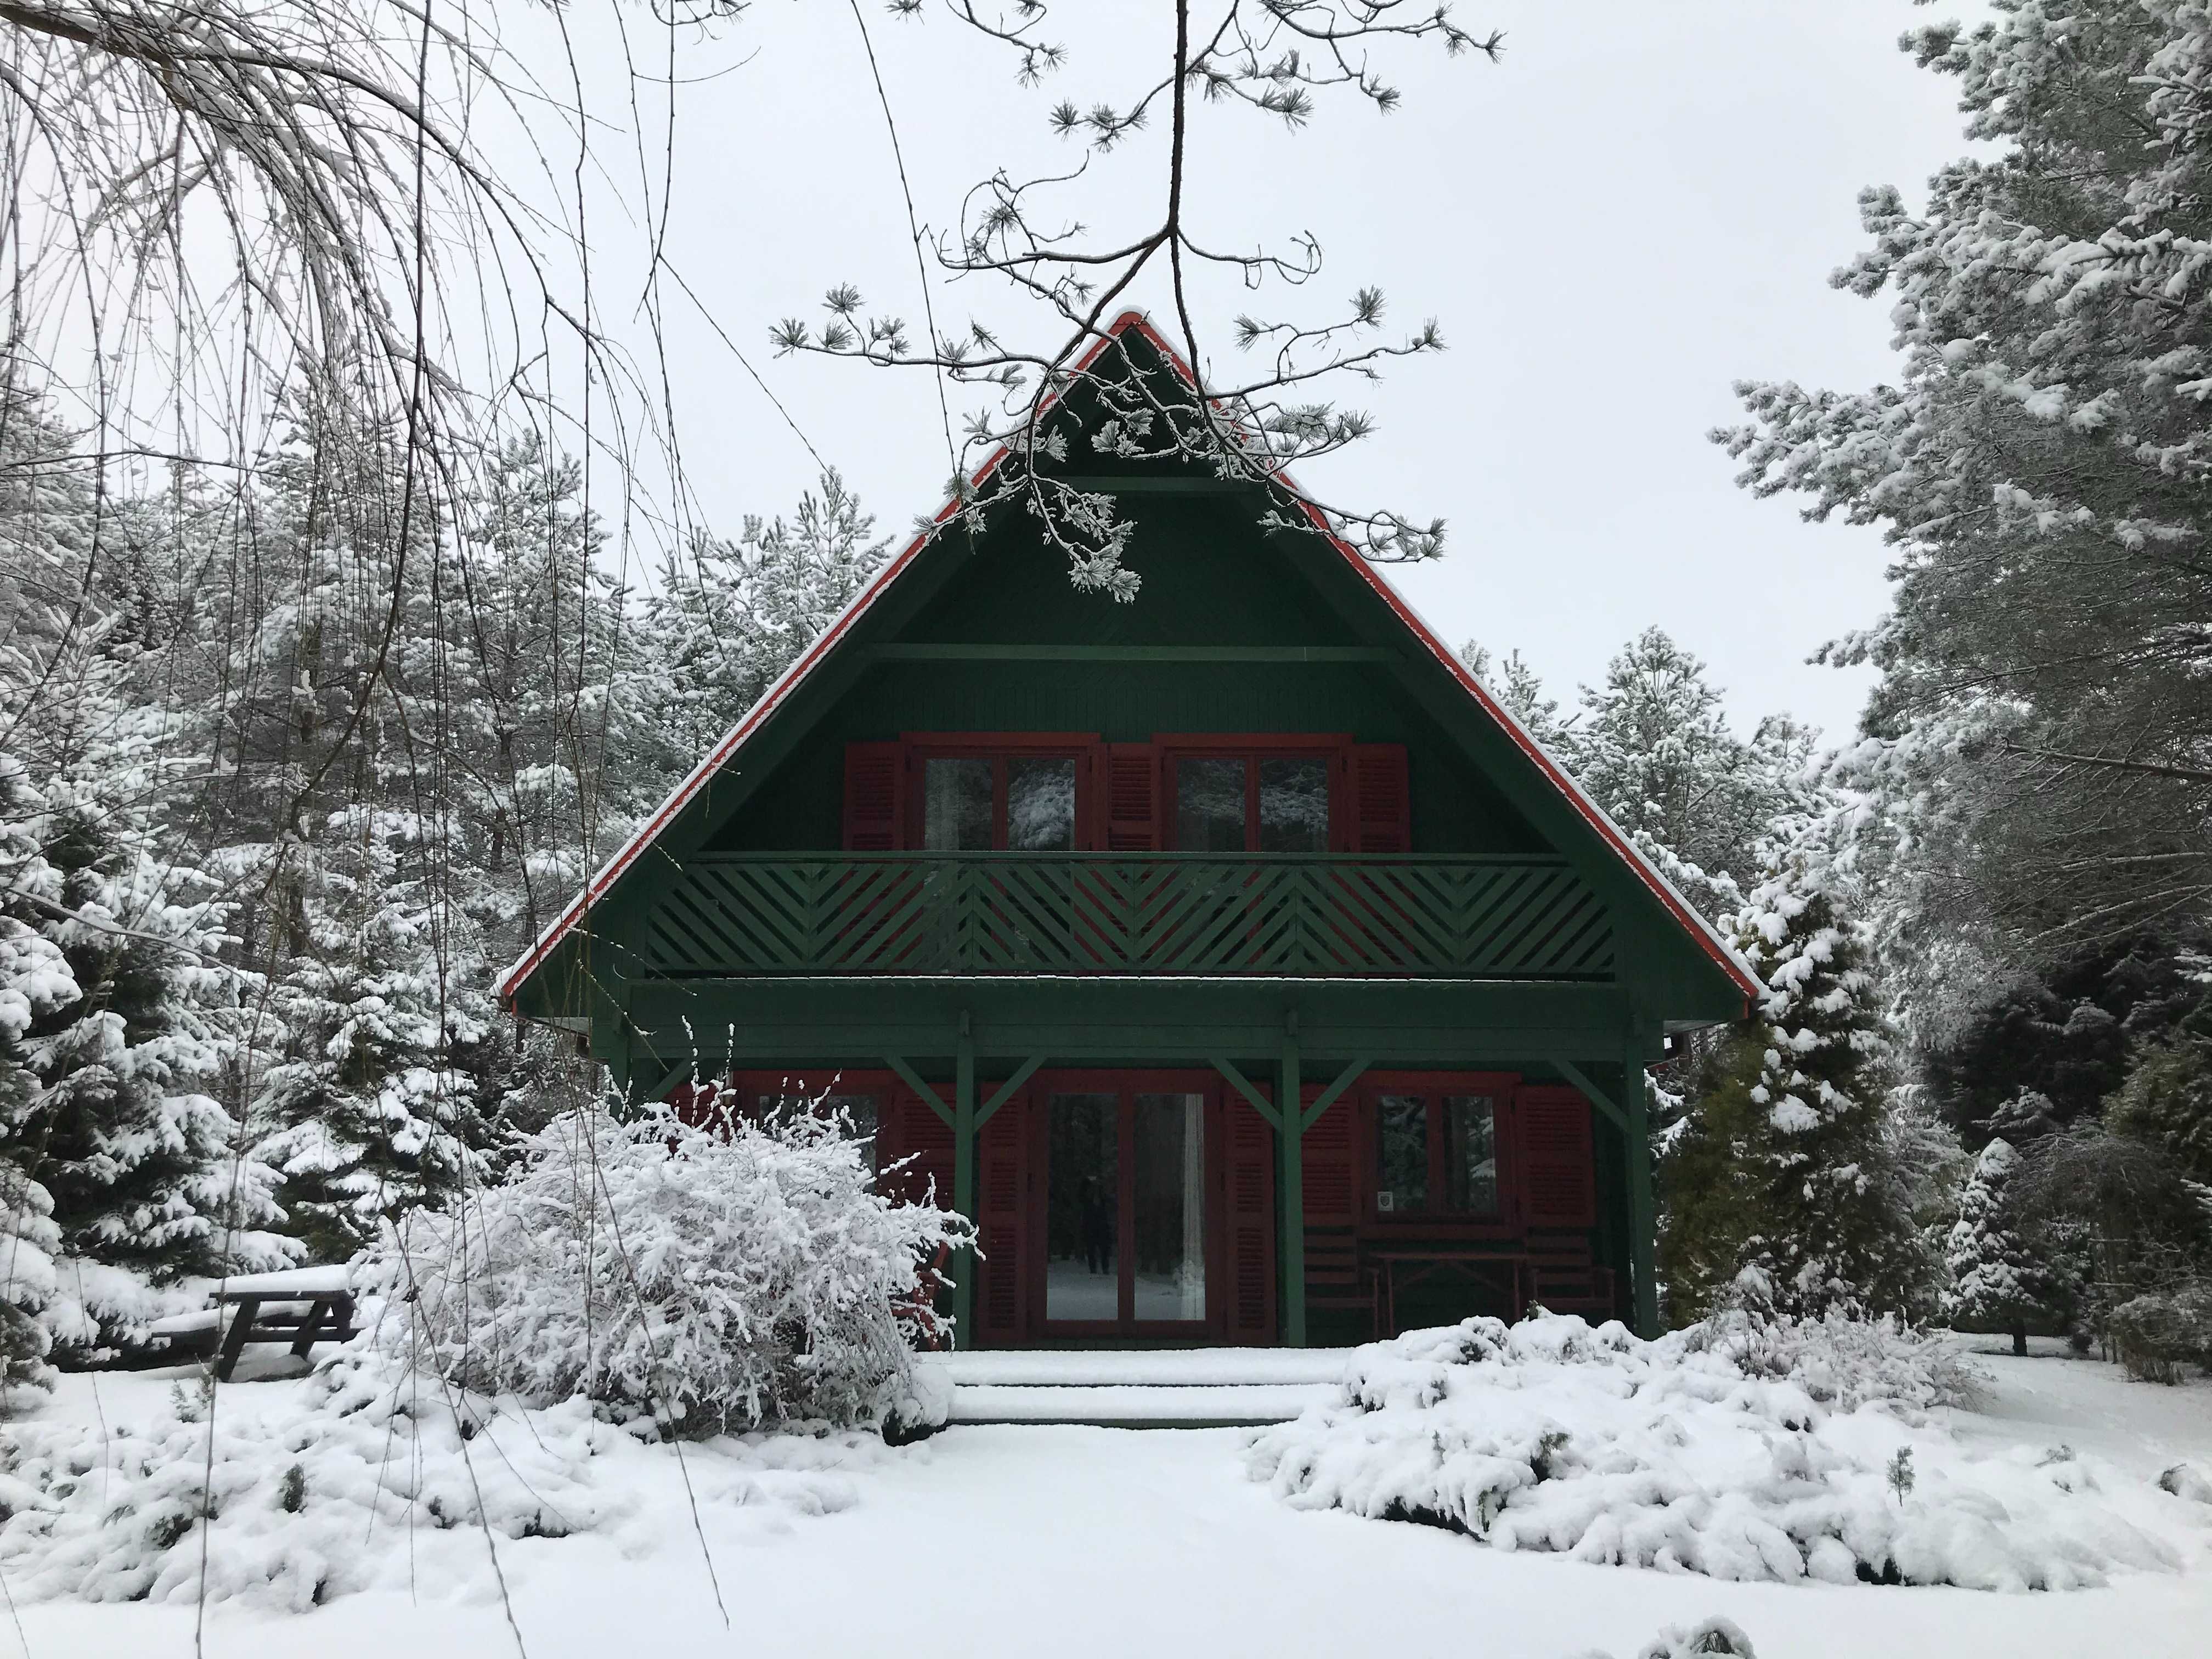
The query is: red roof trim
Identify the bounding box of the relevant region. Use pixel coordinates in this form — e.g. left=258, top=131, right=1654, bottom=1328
left=499, top=311, right=1759, bottom=1007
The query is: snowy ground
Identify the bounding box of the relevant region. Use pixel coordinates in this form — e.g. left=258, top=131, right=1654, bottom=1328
left=9, top=1340, right=2212, bottom=1659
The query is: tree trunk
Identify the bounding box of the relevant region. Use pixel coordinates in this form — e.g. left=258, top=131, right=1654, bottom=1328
left=2011, top=1321, right=2028, bottom=1357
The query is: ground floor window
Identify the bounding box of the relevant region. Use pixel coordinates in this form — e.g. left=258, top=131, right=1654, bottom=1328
left=1373, top=1088, right=1499, bottom=1217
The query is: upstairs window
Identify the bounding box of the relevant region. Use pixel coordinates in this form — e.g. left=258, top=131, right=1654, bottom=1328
left=919, top=753, right=1079, bottom=850
left=1374, top=1090, right=1499, bottom=1217
left=1173, top=754, right=1331, bottom=852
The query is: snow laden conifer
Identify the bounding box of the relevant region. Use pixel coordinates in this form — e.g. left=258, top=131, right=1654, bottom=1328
left=1944, top=1138, right=2069, bottom=1354
left=1662, top=847, right=1929, bottom=1321
left=2, top=642, right=291, bottom=1349
left=639, top=470, right=891, bottom=768
left=255, top=808, right=491, bottom=1260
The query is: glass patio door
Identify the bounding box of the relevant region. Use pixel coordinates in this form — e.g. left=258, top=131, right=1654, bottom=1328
left=1043, top=1082, right=1209, bottom=1331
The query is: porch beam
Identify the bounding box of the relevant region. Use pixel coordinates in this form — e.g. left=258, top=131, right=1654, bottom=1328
left=883, top=1055, right=953, bottom=1127
left=976, top=1053, right=1047, bottom=1129
left=1624, top=1026, right=1659, bottom=1339
left=952, top=1020, right=978, bottom=1345
left=1548, top=1054, right=1629, bottom=1133
left=1302, top=1055, right=1370, bottom=1134
left=1210, top=1056, right=1282, bottom=1132
left=1279, top=1018, right=1307, bottom=1347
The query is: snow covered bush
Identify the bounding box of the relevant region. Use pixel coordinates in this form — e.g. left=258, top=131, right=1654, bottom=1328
left=1249, top=1311, right=2195, bottom=1590
left=2107, top=1283, right=2212, bottom=1384
left=1574, top=1618, right=1756, bottom=1659
left=379, top=1091, right=972, bottom=1436
left=0, top=1354, right=893, bottom=1609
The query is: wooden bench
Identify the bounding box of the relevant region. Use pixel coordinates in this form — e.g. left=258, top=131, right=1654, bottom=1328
left=1369, top=1247, right=1528, bottom=1336
left=149, top=1267, right=358, bottom=1380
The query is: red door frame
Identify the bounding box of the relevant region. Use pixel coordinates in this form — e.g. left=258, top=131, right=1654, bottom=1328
left=1025, top=1067, right=1228, bottom=1341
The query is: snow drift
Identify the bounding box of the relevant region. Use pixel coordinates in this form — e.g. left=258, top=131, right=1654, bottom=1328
left=1248, top=1313, right=2204, bottom=1590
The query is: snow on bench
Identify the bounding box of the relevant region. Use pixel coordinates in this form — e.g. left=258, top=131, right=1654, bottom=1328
left=216, top=1265, right=353, bottom=1297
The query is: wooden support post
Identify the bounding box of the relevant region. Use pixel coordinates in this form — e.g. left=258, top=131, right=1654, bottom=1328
left=1624, top=1025, right=1659, bottom=1338
left=951, top=1013, right=978, bottom=1346
left=1279, top=1013, right=1306, bottom=1348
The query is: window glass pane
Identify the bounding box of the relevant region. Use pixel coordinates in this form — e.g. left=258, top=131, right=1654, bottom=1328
left=1441, top=1095, right=1497, bottom=1214
left=1375, top=1093, right=1427, bottom=1214
left=923, top=757, right=993, bottom=850
left=1046, top=1093, right=1119, bottom=1321
left=1259, top=758, right=1330, bottom=852
left=1007, top=757, right=1077, bottom=850
left=1176, top=758, right=1247, bottom=850
left=1132, top=1093, right=1206, bottom=1322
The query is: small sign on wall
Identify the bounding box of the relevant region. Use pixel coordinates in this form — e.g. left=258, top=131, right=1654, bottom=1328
left=1376, top=1190, right=1395, bottom=1213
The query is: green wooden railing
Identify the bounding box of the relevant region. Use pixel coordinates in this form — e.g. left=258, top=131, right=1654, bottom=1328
left=641, top=854, right=1614, bottom=980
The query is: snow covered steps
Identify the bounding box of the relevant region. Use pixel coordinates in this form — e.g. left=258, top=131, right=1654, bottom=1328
left=925, top=1348, right=1353, bottom=1428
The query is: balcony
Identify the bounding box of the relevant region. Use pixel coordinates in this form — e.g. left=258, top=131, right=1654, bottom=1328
left=641, top=854, right=1614, bottom=980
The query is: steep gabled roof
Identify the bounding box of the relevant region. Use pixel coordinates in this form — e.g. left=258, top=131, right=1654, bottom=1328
left=499, top=311, right=1760, bottom=1007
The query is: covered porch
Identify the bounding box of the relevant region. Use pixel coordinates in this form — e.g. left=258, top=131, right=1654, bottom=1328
left=613, top=974, right=1666, bottom=1345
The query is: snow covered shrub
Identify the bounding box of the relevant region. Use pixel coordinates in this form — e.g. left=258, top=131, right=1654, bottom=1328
left=1688, top=1271, right=1979, bottom=1413
left=2106, top=1283, right=2212, bottom=1384
left=0, top=1348, right=901, bottom=1610
left=1249, top=1312, right=2191, bottom=1589
left=1574, top=1618, right=1756, bottom=1659
left=379, top=1092, right=972, bottom=1435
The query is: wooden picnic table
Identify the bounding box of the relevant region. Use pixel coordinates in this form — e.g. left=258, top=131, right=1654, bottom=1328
left=150, top=1267, right=358, bottom=1380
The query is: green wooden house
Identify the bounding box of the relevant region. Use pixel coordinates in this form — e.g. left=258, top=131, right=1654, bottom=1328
left=499, top=312, right=1756, bottom=1349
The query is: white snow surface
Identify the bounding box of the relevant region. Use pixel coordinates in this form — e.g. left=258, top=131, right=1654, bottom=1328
left=1247, top=1315, right=2211, bottom=1593
left=8, top=1331, right=2212, bottom=1659
left=214, top=1266, right=353, bottom=1297
left=931, top=1347, right=1353, bottom=1385
left=947, top=1381, right=1335, bottom=1424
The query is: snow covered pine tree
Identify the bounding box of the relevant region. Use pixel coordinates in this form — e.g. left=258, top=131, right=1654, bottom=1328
left=1945, top=1138, right=2069, bottom=1354
left=1662, top=849, right=1928, bottom=1321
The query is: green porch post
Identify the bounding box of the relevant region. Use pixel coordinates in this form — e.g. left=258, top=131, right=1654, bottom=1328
left=1625, top=1024, right=1660, bottom=1338
left=1279, top=1015, right=1306, bottom=1347
left=951, top=1015, right=978, bottom=1344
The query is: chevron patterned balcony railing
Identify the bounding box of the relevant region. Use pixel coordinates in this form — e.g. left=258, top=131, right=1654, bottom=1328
left=641, top=854, right=1615, bottom=980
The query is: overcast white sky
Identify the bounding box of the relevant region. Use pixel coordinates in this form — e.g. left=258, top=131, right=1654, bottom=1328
left=557, top=1, right=1989, bottom=742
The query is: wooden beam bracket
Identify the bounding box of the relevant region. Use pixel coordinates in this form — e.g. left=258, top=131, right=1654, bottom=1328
left=884, top=1054, right=954, bottom=1127
left=1210, top=1056, right=1282, bottom=1131
left=1302, top=1055, right=1371, bottom=1133
left=1550, top=1054, right=1629, bottom=1133
left=977, top=1053, right=1047, bottom=1128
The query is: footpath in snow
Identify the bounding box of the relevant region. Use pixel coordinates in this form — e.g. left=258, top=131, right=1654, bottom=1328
left=6, top=1331, right=2211, bottom=1659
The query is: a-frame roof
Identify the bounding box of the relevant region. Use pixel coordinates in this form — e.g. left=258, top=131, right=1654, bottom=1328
left=499, top=311, right=1759, bottom=1008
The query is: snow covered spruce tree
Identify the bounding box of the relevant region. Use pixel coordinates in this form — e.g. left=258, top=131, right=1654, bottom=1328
left=1661, top=848, right=1929, bottom=1321
left=1945, top=1138, right=2071, bottom=1353
left=253, top=809, right=492, bottom=1261
left=1, top=645, right=290, bottom=1348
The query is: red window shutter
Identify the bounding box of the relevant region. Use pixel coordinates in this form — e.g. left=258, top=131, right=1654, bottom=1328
left=842, top=742, right=906, bottom=850
left=1300, top=1092, right=1359, bottom=1224
left=973, top=1098, right=1029, bottom=1345
left=1224, top=1093, right=1277, bottom=1343
left=1346, top=744, right=1410, bottom=853
left=1103, top=743, right=1160, bottom=850
left=1514, top=1086, right=1596, bottom=1228
left=880, top=1089, right=955, bottom=1211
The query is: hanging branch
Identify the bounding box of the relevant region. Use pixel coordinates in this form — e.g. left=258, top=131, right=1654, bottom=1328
left=774, top=0, right=1500, bottom=598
